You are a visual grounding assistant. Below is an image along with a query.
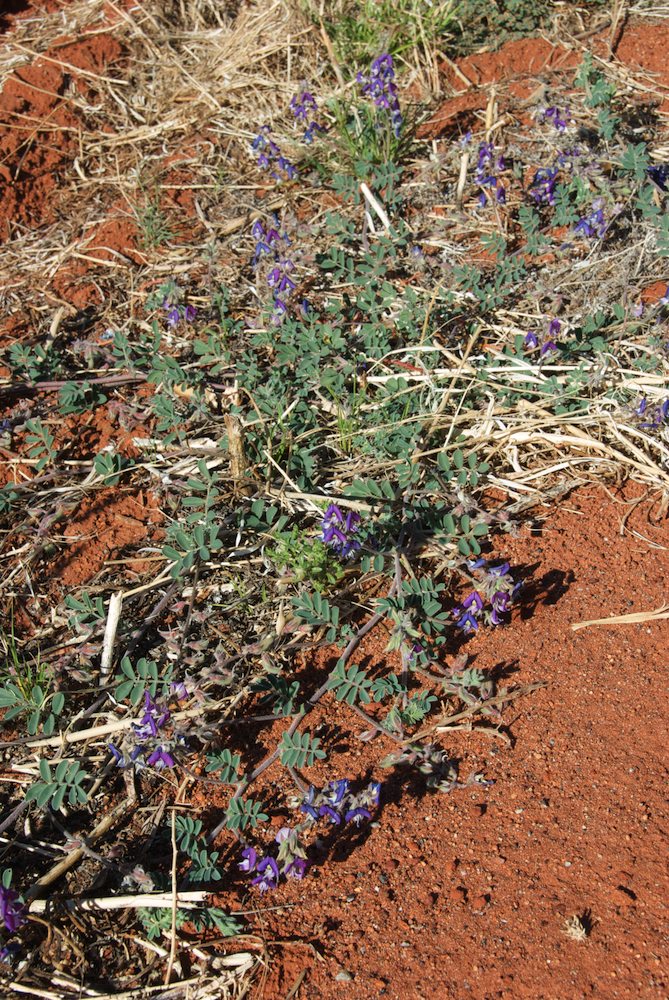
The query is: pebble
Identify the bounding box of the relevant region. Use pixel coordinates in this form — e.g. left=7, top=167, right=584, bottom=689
left=449, top=885, right=467, bottom=903
left=470, top=893, right=490, bottom=913
left=335, top=969, right=354, bottom=982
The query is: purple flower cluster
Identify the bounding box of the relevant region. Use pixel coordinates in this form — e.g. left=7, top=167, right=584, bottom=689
left=525, top=318, right=561, bottom=357
left=109, top=690, right=178, bottom=771
left=290, top=89, right=325, bottom=144
left=251, top=219, right=300, bottom=324
left=574, top=202, right=606, bottom=240
left=541, top=106, right=571, bottom=132
left=164, top=301, right=197, bottom=328
left=320, top=504, right=361, bottom=559
left=251, top=125, right=297, bottom=182
left=635, top=397, right=669, bottom=428
left=475, top=141, right=506, bottom=207
left=300, top=778, right=381, bottom=827
left=454, top=559, right=519, bottom=633
left=239, top=826, right=308, bottom=892
left=357, top=54, right=402, bottom=138
left=529, top=166, right=559, bottom=206
left=0, top=887, right=26, bottom=935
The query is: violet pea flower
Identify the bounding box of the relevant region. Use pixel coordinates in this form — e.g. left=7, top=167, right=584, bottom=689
left=251, top=857, right=280, bottom=892
left=239, top=847, right=258, bottom=873
left=0, top=888, right=26, bottom=934
left=462, top=591, right=484, bottom=613
left=456, top=611, right=479, bottom=633
left=319, top=804, right=342, bottom=825
left=345, top=807, right=371, bottom=826
left=146, top=747, right=175, bottom=769
left=284, top=858, right=309, bottom=880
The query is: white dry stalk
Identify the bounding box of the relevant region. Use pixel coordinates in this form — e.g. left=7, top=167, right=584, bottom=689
left=28, top=890, right=207, bottom=915
left=571, top=603, right=669, bottom=632
left=100, top=590, right=124, bottom=682
left=360, top=182, right=391, bottom=233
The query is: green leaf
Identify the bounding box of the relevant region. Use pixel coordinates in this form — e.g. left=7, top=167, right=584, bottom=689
left=279, top=731, right=327, bottom=769
left=327, top=661, right=372, bottom=706
left=204, top=749, right=242, bottom=783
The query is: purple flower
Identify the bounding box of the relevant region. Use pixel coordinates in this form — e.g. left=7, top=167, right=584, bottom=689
left=542, top=106, right=570, bottom=132
left=548, top=319, right=561, bottom=338
left=540, top=340, right=557, bottom=357
left=367, top=781, right=382, bottom=806
left=488, top=562, right=510, bottom=578
left=359, top=53, right=402, bottom=138
left=251, top=857, right=280, bottom=892
left=183, top=305, right=197, bottom=323
left=319, top=804, right=342, bottom=825
left=284, top=857, right=309, bottom=880
left=251, top=126, right=297, bottom=182
left=529, top=166, right=558, bottom=205
left=0, top=942, right=20, bottom=963
left=490, top=591, right=510, bottom=625
left=344, top=807, right=371, bottom=826
left=133, top=691, right=170, bottom=740
left=574, top=207, right=606, bottom=239
left=239, top=847, right=258, bottom=873
left=165, top=305, right=180, bottom=327
left=321, top=504, right=361, bottom=559
left=325, top=779, right=350, bottom=805
left=146, top=746, right=175, bottom=769
left=170, top=680, right=189, bottom=701
left=636, top=398, right=648, bottom=417
left=109, top=743, right=126, bottom=767
left=304, top=121, right=325, bottom=144
left=0, top=888, right=26, bottom=934
left=462, top=591, right=484, bottom=613
left=300, top=787, right=319, bottom=822
left=455, top=611, right=479, bottom=633
left=524, top=330, right=539, bottom=349
left=290, top=89, right=317, bottom=123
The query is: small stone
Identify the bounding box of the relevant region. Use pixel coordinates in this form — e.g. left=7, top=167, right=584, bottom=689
left=335, top=968, right=354, bottom=982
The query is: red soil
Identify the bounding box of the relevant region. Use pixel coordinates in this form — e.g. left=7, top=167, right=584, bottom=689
left=244, top=484, right=669, bottom=999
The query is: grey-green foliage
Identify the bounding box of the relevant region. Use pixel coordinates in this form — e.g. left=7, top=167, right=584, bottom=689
left=163, top=460, right=224, bottom=577
left=114, top=656, right=172, bottom=704
left=291, top=591, right=340, bottom=642
left=58, top=381, right=107, bottom=415
left=268, top=529, right=343, bottom=592
left=64, top=592, right=106, bottom=634
left=224, top=796, right=269, bottom=832
left=138, top=905, right=242, bottom=940
left=0, top=681, right=64, bottom=737
left=326, top=661, right=373, bottom=706
left=0, top=486, right=19, bottom=516
left=24, top=419, right=56, bottom=473
left=204, top=749, right=242, bottom=783
left=94, top=451, right=135, bottom=486
left=26, top=758, right=89, bottom=811
left=253, top=673, right=301, bottom=717
left=175, top=815, right=222, bottom=883
left=0, top=639, right=64, bottom=736
left=279, top=730, right=327, bottom=769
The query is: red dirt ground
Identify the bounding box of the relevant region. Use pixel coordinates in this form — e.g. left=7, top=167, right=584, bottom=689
left=1, top=4, right=669, bottom=999
left=240, top=483, right=669, bottom=1000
